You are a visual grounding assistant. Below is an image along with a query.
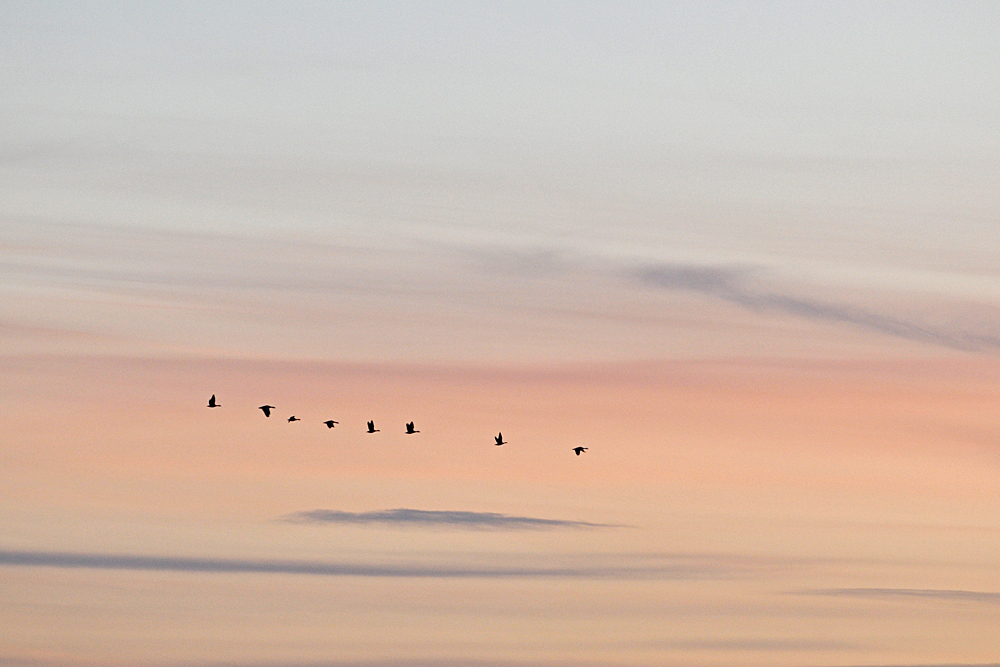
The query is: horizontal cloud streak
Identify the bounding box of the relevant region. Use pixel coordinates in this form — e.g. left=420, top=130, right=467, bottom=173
left=637, top=264, right=1000, bottom=352
left=0, top=549, right=762, bottom=580
left=282, top=508, right=617, bottom=530
left=806, top=587, right=1000, bottom=605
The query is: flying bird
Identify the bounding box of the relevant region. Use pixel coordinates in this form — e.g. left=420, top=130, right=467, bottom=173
left=367, top=421, right=379, bottom=433
left=323, top=420, right=339, bottom=429
left=495, top=433, right=506, bottom=446
left=288, top=416, right=300, bottom=422
left=207, top=395, right=220, bottom=408
left=572, top=447, right=588, bottom=456
left=405, top=422, right=419, bottom=434
left=259, top=405, right=275, bottom=417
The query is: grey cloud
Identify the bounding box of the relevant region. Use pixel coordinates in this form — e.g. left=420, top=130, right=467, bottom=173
left=282, top=508, right=617, bottom=530
left=0, top=549, right=785, bottom=580
left=638, top=264, right=1000, bottom=352
left=804, top=587, right=1000, bottom=605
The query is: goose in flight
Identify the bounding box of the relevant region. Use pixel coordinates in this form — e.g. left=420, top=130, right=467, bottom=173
left=572, top=447, right=588, bottom=456
left=367, top=421, right=380, bottom=433
left=405, top=422, right=419, bottom=434
left=207, top=395, right=220, bottom=408
left=323, top=420, right=339, bottom=429
left=288, top=415, right=300, bottom=422
left=259, top=405, right=275, bottom=417
left=495, top=433, right=506, bottom=446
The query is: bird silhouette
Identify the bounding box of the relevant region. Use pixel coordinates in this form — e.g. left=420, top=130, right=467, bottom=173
left=572, top=447, right=588, bottom=455
left=323, top=420, right=339, bottom=429
left=495, top=432, right=506, bottom=446
left=288, top=416, right=300, bottom=422
left=367, top=421, right=379, bottom=433
left=405, top=422, right=419, bottom=434
left=259, top=405, right=274, bottom=417
left=207, top=395, right=220, bottom=408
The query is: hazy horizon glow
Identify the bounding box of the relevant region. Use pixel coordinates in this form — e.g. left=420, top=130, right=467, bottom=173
left=3, top=2, right=1000, bottom=665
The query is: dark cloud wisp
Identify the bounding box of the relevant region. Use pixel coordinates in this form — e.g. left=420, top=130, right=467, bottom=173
left=281, top=508, right=618, bottom=530
left=804, top=587, right=1000, bottom=605
left=0, top=549, right=769, bottom=580
left=637, top=264, right=1000, bottom=352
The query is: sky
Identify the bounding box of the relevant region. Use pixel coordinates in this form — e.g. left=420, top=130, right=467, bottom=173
left=3, top=2, right=1000, bottom=665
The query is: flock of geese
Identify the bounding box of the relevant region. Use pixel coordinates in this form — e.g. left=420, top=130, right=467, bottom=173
left=206, top=395, right=589, bottom=455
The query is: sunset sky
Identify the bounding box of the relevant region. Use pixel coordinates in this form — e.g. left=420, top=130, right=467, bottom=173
left=4, top=3, right=1000, bottom=666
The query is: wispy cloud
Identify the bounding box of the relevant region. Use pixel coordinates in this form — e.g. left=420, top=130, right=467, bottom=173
left=281, top=508, right=618, bottom=530
left=803, top=587, right=1000, bottom=605
left=0, top=549, right=790, bottom=580
left=637, top=264, right=1000, bottom=352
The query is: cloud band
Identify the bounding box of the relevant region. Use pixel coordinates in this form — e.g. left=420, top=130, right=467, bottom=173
left=281, top=508, right=617, bottom=529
